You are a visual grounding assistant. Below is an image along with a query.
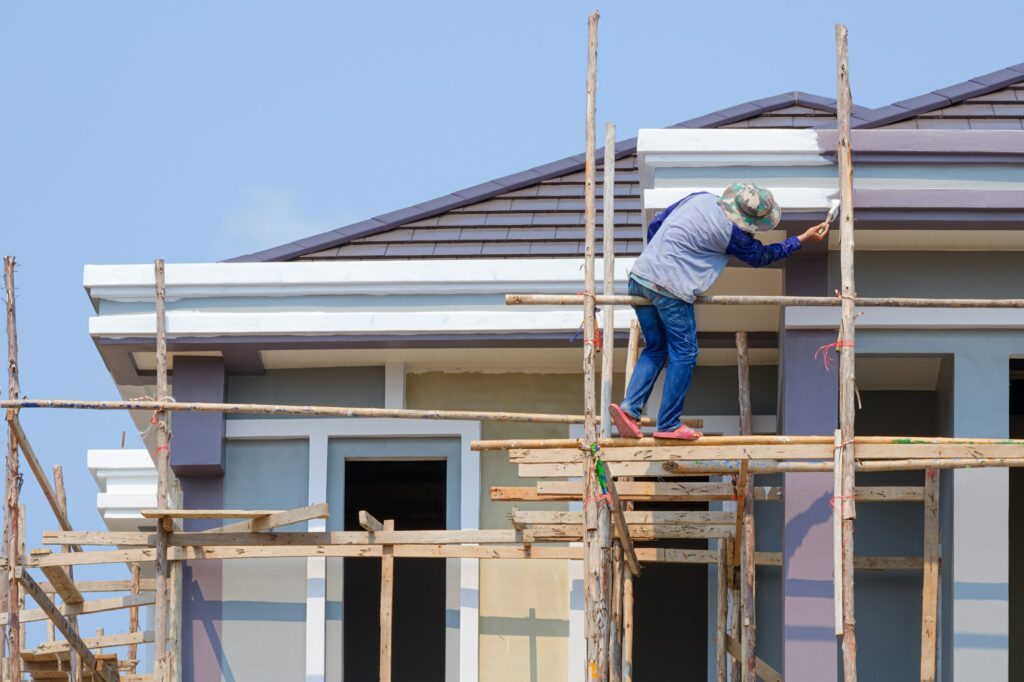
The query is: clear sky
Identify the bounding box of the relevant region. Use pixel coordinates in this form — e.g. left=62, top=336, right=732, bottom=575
left=0, top=0, right=1020, bottom=649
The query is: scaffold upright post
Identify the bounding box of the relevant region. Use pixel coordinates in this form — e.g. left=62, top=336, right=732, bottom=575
left=4, top=256, right=21, bottom=682
left=153, top=259, right=171, bottom=681
left=581, top=10, right=611, bottom=681
left=835, top=22, right=859, bottom=682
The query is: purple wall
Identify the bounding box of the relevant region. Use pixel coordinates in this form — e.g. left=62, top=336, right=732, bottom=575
left=779, top=251, right=839, bottom=681
left=172, top=357, right=225, bottom=682
left=171, top=356, right=226, bottom=476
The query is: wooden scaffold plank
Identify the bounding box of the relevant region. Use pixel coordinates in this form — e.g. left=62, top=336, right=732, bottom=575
left=16, top=569, right=119, bottom=682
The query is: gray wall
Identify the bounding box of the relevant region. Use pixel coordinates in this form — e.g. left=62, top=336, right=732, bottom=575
left=828, top=252, right=1024, bottom=299
left=220, top=439, right=309, bottom=681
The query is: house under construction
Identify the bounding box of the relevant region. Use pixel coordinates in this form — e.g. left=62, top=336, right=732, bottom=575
left=4, top=17, right=1024, bottom=682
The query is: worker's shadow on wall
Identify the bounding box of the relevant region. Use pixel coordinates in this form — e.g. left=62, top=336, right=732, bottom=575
left=186, top=575, right=237, bottom=682
left=478, top=608, right=569, bottom=682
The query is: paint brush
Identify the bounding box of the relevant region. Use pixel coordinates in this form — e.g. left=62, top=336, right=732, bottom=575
left=818, top=199, right=841, bottom=235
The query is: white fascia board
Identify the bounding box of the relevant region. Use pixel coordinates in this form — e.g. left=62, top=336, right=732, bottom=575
left=88, top=449, right=155, bottom=482
left=637, top=128, right=825, bottom=155
left=786, top=306, right=1024, bottom=329
left=644, top=187, right=836, bottom=212
left=89, top=449, right=157, bottom=527
left=85, top=258, right=637, bottom=303
left=90, top=308, right=642, bottom=338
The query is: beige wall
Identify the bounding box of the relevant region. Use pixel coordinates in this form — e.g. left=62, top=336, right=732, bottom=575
left=408, top=371, right=613, bottom=681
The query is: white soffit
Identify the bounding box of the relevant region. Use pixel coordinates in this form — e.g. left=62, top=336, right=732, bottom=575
left=856, top=357, right=941, bottom=391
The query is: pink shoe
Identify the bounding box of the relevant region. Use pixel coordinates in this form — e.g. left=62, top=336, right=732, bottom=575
left=653, top=424, right=703, bottom=441
left=608, top=404, right=643, bottom=439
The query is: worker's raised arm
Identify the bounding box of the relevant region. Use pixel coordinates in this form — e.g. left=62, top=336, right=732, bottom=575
left=726, top=222, right=828, bottom=268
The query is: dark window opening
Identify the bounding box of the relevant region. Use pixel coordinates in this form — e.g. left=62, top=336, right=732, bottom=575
left=343, top=460, right=446, bottom=681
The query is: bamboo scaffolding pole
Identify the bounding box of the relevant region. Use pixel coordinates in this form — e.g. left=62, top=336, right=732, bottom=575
left=581, top=13, right=611, bottom=680
left=167, top=479, right=182, bottom=682
left=379, top=520, right=394, bottom=682
left=740, top=472, right=756, bottom=681
left=836, top=23, right=859, bottom=681
left=733, top=332, right=753, bottom=679
left=920, top=470, right=940, bottom=681
left=0, top=399, right=687, bottom=428
left=600, top=122, right=616, bottom=440
left=728, top=537, right=741, bottom=682
left=608, top=544, right=623, bottom=682
left=505, top=293, right=1024, bottom=308
left=11, top=419, right=79, bottom=545
left=53, top=465, right=81, bottom=682
left=621, top=568, right=634, bottom=682
left=128, top=563, right=141, bottom=673
left=16, top=506, right=23, bottom=648
left=733, top=332, right=753, bottom=565
left=4, top=256, right=20, bottom=682
left=153, top=260, right=170, bottom=682
left=716, top=540, right=728, bottom=682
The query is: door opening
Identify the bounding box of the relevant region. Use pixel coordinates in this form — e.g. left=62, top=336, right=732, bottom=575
left=343, top=459, right=447, bottom=681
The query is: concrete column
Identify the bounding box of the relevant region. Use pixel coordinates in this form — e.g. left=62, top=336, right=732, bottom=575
left=172, top=356, right=227, bottom=682
left=779, top=250, right=838, bottom=681
left=950, top=346, right=1009, bottom=681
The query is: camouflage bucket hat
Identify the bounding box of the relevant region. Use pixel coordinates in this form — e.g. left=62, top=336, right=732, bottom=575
left=718, top=182, right=782, bottom=233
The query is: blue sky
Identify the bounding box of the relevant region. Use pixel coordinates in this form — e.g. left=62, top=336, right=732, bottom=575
left=0, top=0, right=1020, bottom=649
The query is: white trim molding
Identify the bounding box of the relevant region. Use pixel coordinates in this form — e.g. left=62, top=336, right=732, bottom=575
left=786, top=306, right=1024, bottom=330
left=84, top=259, right=637, bottom=303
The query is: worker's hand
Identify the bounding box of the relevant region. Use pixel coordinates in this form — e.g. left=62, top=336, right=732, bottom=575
left=797, top=222, right=830, bottom=244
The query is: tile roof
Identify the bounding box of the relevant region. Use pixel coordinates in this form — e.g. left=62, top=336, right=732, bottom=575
left=226, top=64, right=1024, bottom=263
left=861, top=63, right=1024, bottom=128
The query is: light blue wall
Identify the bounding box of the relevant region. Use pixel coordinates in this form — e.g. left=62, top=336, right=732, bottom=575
left=221, top=439, right=310, bottom=682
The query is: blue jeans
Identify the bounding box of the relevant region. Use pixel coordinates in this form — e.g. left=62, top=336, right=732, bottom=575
left=620, top=277, right=698, bottom=432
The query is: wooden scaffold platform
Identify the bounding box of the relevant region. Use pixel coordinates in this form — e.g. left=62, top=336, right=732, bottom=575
left=4, top=17, right=1024, bottom=682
